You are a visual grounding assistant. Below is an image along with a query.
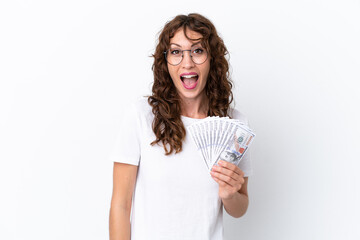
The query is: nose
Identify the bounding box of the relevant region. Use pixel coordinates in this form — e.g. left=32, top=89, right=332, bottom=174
left=181, top=50, right=195, bottom=68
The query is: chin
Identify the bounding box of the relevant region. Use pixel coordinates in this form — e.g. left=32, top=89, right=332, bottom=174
left=178, top=89, right=206, bottom=100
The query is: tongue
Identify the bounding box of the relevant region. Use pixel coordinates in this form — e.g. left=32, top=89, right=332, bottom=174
left=183, top=77, right=197, bottom=88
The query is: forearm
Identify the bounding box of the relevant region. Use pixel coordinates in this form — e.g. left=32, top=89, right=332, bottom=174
left=222, top=192, right=249, bottom=218
left=109, top=205, right=131, bottom=240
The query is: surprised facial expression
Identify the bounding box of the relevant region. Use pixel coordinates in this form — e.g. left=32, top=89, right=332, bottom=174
left=167, top=28, right=210, bottom=102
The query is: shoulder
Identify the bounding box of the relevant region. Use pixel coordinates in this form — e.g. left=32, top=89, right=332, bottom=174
left=133, top=97, right=152, bottom=111
left=228, top=107, right=249, bottom=126
left=131, top=96, right=153, bottom=122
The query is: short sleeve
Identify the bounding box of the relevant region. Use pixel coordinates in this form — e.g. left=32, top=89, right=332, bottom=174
left=238, top=149, right=253, bottom=177
left=231, top=108, right=254, bottom=177
left=107, top=102, right=141, bottom=166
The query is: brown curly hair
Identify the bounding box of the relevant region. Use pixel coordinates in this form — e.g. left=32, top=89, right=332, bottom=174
left=147, top=13, right=234, bottom=155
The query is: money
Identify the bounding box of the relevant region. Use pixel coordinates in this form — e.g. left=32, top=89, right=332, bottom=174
left=187, top=117, right=255, bottom=171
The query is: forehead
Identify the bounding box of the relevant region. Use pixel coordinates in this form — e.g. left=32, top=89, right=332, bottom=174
left=170, top=28, right=203, bottom=46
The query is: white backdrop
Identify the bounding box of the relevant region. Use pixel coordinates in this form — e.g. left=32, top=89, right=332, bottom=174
left=1, top=0, right=359, bottom=239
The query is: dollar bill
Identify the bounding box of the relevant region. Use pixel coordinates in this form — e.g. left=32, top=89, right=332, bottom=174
left=187, top=116, right=256, bottom=171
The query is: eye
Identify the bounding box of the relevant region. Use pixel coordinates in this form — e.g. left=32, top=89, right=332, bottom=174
left=170, top=49, right=181, bottom=55
left=193, top=48, right=204, bottom=54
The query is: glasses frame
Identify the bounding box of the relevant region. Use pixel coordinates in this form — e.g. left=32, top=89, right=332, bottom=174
left=163, top=48, right=209, bottom=66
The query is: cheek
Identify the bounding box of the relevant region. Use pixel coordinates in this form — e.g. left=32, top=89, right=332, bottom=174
left=201, top=63, right=211, bottom=81
left=167, top=66, right=179, bottom=82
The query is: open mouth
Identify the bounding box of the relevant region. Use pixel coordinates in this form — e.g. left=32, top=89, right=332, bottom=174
left=180, top=74, right=199, bottom=89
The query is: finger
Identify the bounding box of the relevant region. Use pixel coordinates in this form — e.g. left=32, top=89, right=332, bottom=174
left=217, top=160, right=244, bottom=176
left=211, top=174, right=232, bottom=188
left=211, top=165, right=240, bottom=181
left=212, top=175, right=242, bottom=193
left=210, top=170, right=237, bottom=187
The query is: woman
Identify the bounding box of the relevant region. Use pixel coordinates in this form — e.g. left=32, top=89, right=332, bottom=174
left=109, top=13, right=253, bottom=240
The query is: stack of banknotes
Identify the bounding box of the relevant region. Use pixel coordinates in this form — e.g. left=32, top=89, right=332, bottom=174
left=187, top=116, right=256, bottom=171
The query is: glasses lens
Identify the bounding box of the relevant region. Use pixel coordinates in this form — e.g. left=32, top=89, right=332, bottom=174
left=191, top=47, right=207, bottom=64
left=166, top=49, right=182, bottom=65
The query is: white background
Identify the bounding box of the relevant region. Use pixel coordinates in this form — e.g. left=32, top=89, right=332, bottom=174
left=1, top=0, right=359, bottom=239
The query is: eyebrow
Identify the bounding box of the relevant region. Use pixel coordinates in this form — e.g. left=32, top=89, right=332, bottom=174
left=170, top=42, right=202, bottom=47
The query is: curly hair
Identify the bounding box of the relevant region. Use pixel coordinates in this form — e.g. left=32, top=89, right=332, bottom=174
left=147, top=13, right=234, bottom=155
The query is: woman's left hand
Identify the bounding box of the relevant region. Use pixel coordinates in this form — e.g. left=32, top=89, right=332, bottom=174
left=210, top=160, right=245, bottom=200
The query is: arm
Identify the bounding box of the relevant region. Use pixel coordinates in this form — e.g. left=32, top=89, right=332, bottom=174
left=109, top=162, right=138, bottom=240
left=210, top=160, right=249, bottom=218
left=221, top=177, right=249, bottom=218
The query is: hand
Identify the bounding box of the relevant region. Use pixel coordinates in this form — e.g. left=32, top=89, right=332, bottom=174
left=210, top=160, right=245, bottom=200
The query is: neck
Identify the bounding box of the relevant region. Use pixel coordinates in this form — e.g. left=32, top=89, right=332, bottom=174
left=179, top=93, right=209, bottom=119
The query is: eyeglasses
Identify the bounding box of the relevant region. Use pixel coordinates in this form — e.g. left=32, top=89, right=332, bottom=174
left=164, top=46, right=208, bottom=66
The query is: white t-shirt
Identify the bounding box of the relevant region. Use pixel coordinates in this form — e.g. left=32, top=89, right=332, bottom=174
left=108, top=97, right=253, bottom=240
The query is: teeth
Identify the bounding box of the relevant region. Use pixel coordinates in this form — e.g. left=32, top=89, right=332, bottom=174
left=181, top=75, right=198, bottom=78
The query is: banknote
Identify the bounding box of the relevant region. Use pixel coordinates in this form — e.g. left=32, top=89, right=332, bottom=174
left=213, top=124, right=255, bottom=167
left=187, top=116, right=255, bottom=171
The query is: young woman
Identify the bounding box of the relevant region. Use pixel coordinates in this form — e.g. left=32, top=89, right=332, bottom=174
left=109, top=13, right=253, bottom=240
